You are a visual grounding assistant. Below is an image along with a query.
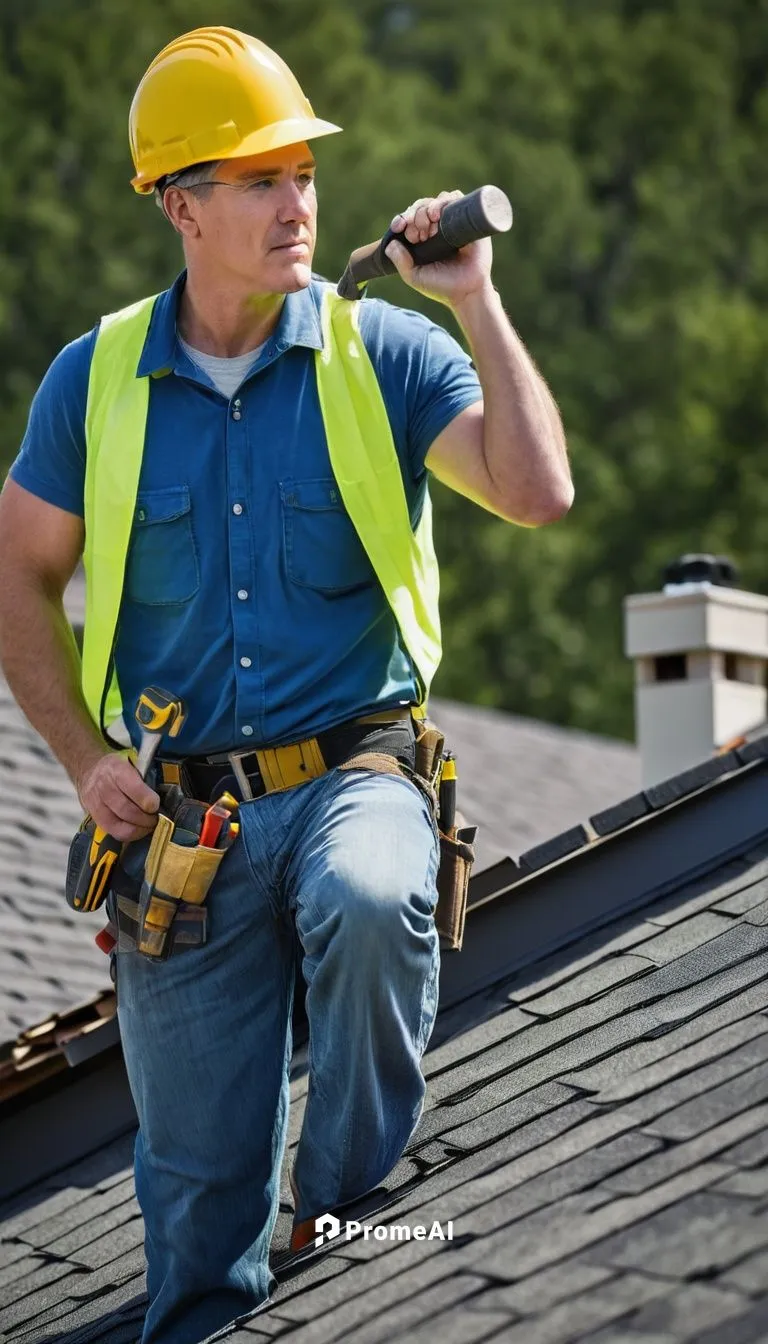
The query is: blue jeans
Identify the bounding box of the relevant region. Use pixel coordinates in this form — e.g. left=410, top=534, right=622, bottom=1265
left=110, top=762, right=441, bottom=1344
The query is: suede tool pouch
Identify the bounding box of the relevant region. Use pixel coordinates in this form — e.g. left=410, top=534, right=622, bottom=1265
left=137, top=830, right=229, bottom=959
left=413, top=717, right=445, bottom=789
left=435, top=825, right=476, bottom=952
left=115, top=892, right=208, bottom=954
left=151, top=836, right=227, bottom=906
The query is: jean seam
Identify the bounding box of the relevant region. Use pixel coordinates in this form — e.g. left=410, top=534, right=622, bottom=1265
left=417, top=841, right=441, bottom=1053
left=239, top=807, right=292, bottom=1000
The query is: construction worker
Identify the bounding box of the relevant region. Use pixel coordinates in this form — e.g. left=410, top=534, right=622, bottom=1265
left=0, top=26, right=572, bottom=1344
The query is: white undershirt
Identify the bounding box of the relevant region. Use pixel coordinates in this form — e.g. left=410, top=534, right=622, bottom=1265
left=178, top=334, right=266, bottom=400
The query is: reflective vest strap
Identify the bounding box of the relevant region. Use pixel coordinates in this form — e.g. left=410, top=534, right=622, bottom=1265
left=83, top=294, right=158, bottom=735
left=316, top=290, right=441, bottom=712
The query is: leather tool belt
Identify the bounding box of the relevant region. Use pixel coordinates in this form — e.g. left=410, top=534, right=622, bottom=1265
left=154, top=707, right=417, bottom=805
left=106, top=706, right=476, bottom=962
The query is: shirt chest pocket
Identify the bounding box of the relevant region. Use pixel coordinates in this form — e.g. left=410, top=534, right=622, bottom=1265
left=281, top=478, right=377, bottom=595
left=125, top=486, right=200, bottom=606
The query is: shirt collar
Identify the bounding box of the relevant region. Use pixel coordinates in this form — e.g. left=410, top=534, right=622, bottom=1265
left=136, top=270, right=324, bottom=378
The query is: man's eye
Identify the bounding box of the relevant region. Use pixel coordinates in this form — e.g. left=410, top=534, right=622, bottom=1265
left=243, top=174, right=314, bottom=191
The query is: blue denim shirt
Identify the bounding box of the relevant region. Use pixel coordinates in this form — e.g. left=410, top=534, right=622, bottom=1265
left=10, top=272, right=482, bottom=755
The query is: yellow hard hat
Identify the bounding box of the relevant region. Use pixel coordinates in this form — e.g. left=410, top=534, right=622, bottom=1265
left=129, top=26, right=342, bottom=194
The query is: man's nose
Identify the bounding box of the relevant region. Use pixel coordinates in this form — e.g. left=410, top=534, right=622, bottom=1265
left=277, top=181, right=313, bottom=223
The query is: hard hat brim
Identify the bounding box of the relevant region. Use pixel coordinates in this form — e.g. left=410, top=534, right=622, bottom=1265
left=132, top=116, right=342, bottom=194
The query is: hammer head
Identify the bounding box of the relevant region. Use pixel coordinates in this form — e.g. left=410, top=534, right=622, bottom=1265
left=134, top=687, right=187, bottom=779
left=135, top=686, right=187, bottom=737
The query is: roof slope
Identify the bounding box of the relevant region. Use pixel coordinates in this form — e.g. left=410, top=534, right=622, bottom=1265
left=3, top=823, right=768, bottom=1342
left=0, top=680, right=639, bottom=1047
left=0, top=685, right=105, bottom=1043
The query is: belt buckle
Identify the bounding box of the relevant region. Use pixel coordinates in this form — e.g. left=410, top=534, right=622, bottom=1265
left=226, top=749, right=263, bottom=802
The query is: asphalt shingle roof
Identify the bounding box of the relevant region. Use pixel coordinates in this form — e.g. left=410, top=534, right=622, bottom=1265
left=3, top=821, right=768, bottom=1343
left=0, top=671, right=640, bottom=1048
left=0, top=704, right=105, bottom=1042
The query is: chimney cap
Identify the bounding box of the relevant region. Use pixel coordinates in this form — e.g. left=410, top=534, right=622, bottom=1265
left=662, top=553, right=739, bottom=589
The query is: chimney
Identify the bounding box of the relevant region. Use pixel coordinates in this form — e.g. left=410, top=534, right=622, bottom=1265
left=624, top=554, right=768, bottom=788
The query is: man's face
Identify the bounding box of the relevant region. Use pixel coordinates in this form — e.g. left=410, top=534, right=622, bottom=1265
left=188, top=142, right=317, bottom=294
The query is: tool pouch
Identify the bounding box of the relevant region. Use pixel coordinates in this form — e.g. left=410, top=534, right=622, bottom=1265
left=435, top=820, right=476, bottom=953
left=413, top=716, right=445, bottom=790
left=114, top=891, right=208, bottom=955
left=136, top=816, right=230, bottom=960
left=410, top=714, right=477, bottom=950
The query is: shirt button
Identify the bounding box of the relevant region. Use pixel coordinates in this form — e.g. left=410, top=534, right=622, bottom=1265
left=232, top=410, right=242, bottom=421
left=237, top=589, right=248, bottom=600
left=232, top=503, right=243, bottom=515
left=241, top=724, right=253, bottom=736
left=240, top=656, right=252, bottom=667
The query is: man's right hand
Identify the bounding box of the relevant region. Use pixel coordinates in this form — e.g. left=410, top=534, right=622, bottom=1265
left=77, top=753, right=161, bottom=843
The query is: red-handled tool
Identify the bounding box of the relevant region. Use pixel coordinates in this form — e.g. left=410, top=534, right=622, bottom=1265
left=199, top=803, right=232, bottom=849
left=95, top=923, right=117, bottom=954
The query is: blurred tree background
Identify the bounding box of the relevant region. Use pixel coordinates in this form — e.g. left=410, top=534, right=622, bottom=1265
left=1, top=0, right=766, bottom=739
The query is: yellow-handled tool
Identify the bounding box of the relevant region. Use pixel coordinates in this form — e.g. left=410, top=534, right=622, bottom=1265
left=133, top=686, right=186, bottom=775
left=67, top=686, right=186, bottom=912
left=69, top=819, right=123, bottom=913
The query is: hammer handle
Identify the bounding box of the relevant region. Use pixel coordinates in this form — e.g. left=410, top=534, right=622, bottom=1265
left=336, top=185, right=513, bottom=300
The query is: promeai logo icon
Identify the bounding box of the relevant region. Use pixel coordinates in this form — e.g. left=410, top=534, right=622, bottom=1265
left=314, top=1213, right=341, bottom=1247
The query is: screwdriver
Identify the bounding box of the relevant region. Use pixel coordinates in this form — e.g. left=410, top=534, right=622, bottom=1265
left=439, top=751, right=457, bottom=836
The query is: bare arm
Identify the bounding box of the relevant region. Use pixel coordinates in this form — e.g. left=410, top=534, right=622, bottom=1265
left=386, top=190, right=573, bottom=525
left=0, top=478, right=160, bottom=839
left=0, top=478, right=109, bottom=784
left=442, top=282, right=571, bottom=524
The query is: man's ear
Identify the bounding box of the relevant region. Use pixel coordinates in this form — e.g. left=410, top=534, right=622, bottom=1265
left=162, top=187, right=202, bottom=239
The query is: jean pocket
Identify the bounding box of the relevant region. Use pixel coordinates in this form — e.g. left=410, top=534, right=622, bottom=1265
left=125, top=485, right=200, bottom=606
left=281, top=477, right=376, bottom=595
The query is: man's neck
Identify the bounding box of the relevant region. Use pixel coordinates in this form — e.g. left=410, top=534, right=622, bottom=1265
left=177, top=269, right=286, bottom=357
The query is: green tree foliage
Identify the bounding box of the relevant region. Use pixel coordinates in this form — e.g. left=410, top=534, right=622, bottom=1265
left=2, top=0, right=767, bottom=739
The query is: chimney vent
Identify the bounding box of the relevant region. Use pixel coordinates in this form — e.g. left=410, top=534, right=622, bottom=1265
left=663, top=553, right=738, bottom=589
left=624, top=555, right=768, bottom=787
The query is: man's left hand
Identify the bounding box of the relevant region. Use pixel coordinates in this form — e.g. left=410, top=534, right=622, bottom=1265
left=384, top=190, right=493, bottom=308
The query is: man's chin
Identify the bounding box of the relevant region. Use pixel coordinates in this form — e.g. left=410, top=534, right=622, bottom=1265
left=287, top=261, right=312, bottom=291
left=270, top=254, right=313, bottom=292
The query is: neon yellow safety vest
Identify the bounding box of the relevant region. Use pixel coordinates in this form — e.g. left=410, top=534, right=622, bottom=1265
left=82, top=286, right=441, bottom=743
